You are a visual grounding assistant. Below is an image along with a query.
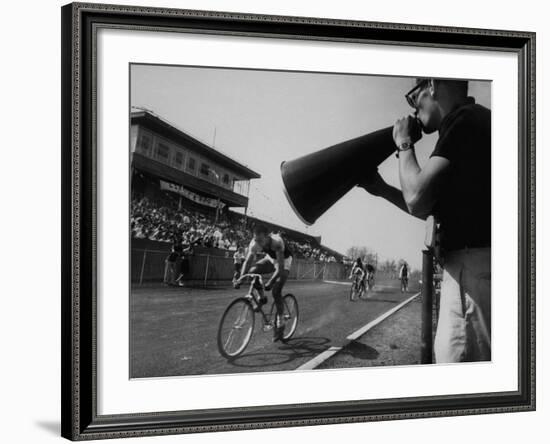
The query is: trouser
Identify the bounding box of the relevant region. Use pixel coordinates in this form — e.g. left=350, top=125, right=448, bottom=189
left=249, top=257, right=291, bottom=316
left=233, top=262, right=243, bottom=281
left=434, top=247, right=491, bottom=363
left=164, top=261, right=176, bottom=284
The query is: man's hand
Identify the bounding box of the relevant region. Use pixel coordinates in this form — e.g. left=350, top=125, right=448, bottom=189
left=358, top=171, right=388, bottom=197
left=264, top=280, right=273, bottom=292
left=393, top=115, right=422, bottom=147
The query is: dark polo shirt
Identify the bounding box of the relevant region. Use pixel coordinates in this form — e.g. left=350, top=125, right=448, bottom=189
left=430, top=98, right=491, bottom=252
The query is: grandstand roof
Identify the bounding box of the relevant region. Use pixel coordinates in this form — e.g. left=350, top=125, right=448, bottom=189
left=319, top=244, right=347, bottom=260
left=131, top=110, right=261, bottom=180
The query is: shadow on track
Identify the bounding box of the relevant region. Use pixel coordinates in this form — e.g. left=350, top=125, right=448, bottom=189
left=358, top=296, right=406, bottom=304
left=367, top=287, right=418, bottom=295
left=227, top=336, right=331, bottom=368
left=337, top=340, right=379, bottom=360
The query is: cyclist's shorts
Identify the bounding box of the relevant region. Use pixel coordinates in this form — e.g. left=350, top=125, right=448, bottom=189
left=266, top=254, right=293, bottom=271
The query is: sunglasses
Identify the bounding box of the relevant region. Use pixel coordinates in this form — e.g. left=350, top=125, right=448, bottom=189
left=405, top=79, right=430, bottom=109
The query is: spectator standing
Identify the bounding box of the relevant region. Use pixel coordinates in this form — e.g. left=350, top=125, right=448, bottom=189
left=164, top=246, right=179, bottom=286
left=176, top=243, right=194, bottom=287
left=399, top=263, right=409, bottom=293
left=232, top=247, right=246, bottom=282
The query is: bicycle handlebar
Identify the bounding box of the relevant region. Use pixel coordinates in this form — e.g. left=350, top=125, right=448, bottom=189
left=235, top=273, right=264, bottom=285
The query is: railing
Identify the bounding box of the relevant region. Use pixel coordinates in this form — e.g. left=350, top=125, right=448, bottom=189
left=131, top=248, right=347, bottom=285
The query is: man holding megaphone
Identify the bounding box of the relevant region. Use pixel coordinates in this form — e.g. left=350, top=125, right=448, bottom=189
left=360, top=78, right=491, bottom=364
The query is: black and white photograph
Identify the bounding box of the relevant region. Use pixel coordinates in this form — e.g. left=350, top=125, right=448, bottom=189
left=1, top=0, right=544, bottom=442
left=129, top=64, right=491, bottom=378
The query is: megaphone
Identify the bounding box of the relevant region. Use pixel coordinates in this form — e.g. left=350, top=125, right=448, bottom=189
left=281, top=127, right=395, bottom=225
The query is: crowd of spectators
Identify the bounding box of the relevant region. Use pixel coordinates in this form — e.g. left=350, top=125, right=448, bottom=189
left=131, top=196, right=243, bottom=250
left=131, top=194, right=341, bottom=262
left=286, top=240, right=338, bottom=262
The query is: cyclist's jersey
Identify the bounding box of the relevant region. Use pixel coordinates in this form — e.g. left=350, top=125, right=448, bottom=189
left=366, top=264, right=375, bottom=273
left=351, top=262, right=364, bottom=276
left=249, top=234, right=292, bottom=259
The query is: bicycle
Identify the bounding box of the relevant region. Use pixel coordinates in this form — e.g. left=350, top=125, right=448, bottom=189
left=217, top=273, right=299, bottom=359
left=349, top=273, right=365, bottom=301
left=365, top=272, right=375, bottom=292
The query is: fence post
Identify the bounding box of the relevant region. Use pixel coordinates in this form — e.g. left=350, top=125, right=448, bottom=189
left=421, top=249, right=434, bottom=364
left=203, top=254, right=210, bottom=287
left=139, top=249, right=147, bottom=285
left=315, top=263, right=325, bottom=280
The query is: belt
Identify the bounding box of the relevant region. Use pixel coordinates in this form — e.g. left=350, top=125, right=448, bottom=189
left=444, top=242, right=490, bottom=253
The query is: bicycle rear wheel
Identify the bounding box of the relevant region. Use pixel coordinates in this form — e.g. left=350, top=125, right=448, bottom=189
left=350, top=278, right=359, bottom=301
left=281, top=294, right=299, bottom=341
left=362, top=277, right=372, bottom=298
left=217, top=298, right=255, bottom=359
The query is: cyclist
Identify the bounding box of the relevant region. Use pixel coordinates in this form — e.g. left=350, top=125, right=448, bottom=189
left=365, top=262, right=375, bottom=290
left=235, top=224, right=293, bottom=342
left=399, top=263, right=409, bottom=293
left=349, top=257, right=366, bottom=296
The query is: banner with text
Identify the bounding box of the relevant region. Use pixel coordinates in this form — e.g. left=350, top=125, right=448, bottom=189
left=160, top=180, right=225, bottom=209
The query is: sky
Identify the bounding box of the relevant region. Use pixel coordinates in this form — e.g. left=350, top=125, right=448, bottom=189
left=131, top=64, right=490, bottom=270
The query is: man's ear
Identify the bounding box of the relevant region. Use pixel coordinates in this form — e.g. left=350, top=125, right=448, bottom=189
left=429, top=79, right=436, bottom=98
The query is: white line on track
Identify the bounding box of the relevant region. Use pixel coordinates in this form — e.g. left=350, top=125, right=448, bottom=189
left=295, top=292, right=420, bottom=371
left=322, top=280, right=351, bottom=286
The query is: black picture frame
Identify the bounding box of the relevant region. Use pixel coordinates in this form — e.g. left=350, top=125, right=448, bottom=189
left=61, top=2, right=536, bottom=440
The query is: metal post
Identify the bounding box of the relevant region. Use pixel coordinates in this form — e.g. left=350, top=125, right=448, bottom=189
left=139, top=250, right=147, bottom=285
left=421, top=249, right=434, bottom=364
left=242, top=205, right=248, bottom=230
left=203, top=254, right=210, bottom=287
left=242, top=179, right=250, bottom=230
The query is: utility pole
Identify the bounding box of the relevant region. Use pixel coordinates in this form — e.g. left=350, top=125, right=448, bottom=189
left=421, top=250, right=434, bottom=364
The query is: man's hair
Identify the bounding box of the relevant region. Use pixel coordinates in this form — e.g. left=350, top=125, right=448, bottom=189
left=253, top=223, right=269, bottom=236
left=416, top=77, right=469, bottom=98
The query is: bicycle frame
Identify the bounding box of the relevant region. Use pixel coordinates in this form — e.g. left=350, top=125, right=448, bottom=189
left=353, top=274, right=365, bottom=290
left=237, top=273, right=275, bottom=327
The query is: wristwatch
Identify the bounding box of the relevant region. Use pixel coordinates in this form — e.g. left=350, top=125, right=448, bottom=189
left=395, top=141, right=414, bottom=158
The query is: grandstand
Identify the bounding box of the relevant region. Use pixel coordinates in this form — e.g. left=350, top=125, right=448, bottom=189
left=130, top=110, right=347, bottom=284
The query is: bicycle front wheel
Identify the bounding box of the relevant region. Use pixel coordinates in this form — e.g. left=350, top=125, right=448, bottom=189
left=217, top=298, right=255, bottom=359
left=281, top=294, right=299, bottom=341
